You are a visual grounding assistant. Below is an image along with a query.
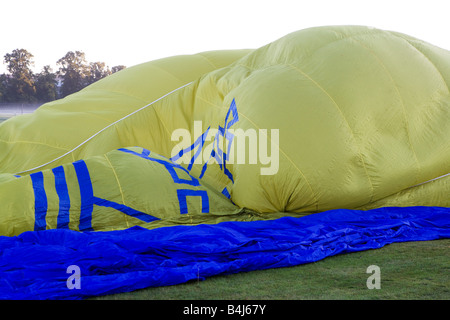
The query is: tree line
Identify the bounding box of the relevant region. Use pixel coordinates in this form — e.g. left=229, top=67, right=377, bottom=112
left=0, top=49, right=126, bottom=104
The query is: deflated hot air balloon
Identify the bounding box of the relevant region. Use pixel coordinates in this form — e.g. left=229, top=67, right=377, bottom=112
left=0, top=26, right=448, bottom=299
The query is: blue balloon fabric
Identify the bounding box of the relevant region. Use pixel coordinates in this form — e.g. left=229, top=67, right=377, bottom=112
left=0, top=206, right=449, bottom=299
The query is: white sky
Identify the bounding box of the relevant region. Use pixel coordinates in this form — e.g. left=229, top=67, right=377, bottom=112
left=1, top=0, right=449, bottom=74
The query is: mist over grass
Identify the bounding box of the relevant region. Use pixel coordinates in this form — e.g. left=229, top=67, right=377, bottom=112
left=0, top=102, right=41, bottom=117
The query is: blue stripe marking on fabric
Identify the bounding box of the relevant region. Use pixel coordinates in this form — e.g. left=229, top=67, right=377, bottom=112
left=30, top=171, right=48, bottom=231
left=199, top=149, right=215, bottom=179
left=161, top=162, right=200, bottom=186
left=223, top=162, right=234, bottom=183
left=119, top=148, right=200, bottom=186
left=221, top=187, right=231, bottom=199
left=176, top=189, right=209, bottom=214
left=93, top=197, right=160, bottom=223
left=118, top=147, right=151, bottom=158
left=225, top=98, right=239, bottom=129
left=169, top=127, right=210, bottom=172
left=141, top=148, right=151, bottom=157
left=73, top=160, right=94, bottom=231
left=199, top=100, right=239, bottom=181
left=187, top=127, right=210, bottom=172
left=52, top=166, right=71, bottom=229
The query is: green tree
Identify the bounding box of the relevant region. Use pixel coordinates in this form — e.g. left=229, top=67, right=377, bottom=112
left=57, top=51, right=90, bottom=98
left=3, top=49, right=36, bottom=102
left=111, top=65, right=126, bottom=73
left=0, top=74, right=7, bottom=103
left=34, top=65, right=57, bottom=102
left=87, top=61, right=111, bottom=85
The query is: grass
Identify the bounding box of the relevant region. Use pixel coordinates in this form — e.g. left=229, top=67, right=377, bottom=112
left=91, top=238, right=449, bottom=300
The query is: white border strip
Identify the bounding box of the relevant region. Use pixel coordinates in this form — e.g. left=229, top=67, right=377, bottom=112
left=408, top=172, right=450, bottom=189
left=15, top=81, right=193, bottom=175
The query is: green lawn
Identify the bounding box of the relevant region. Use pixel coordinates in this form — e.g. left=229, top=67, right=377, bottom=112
left=91, top=238, right=449, bottom=300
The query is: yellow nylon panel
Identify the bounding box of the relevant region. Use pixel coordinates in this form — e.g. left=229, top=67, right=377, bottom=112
left=0, top=26, right=449, bottom=236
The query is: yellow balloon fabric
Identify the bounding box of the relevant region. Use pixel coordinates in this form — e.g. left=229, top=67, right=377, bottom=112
left=0, top=26, right=449, bottom=236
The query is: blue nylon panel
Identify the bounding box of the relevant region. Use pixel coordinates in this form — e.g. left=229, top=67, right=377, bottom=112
left=52, top=166, right=71, bottom=229
left=73, top=160, right=94, bottom=232
left=0, top=206, right=448, bottom=299
left=30, top=171, right=48, bottom=231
